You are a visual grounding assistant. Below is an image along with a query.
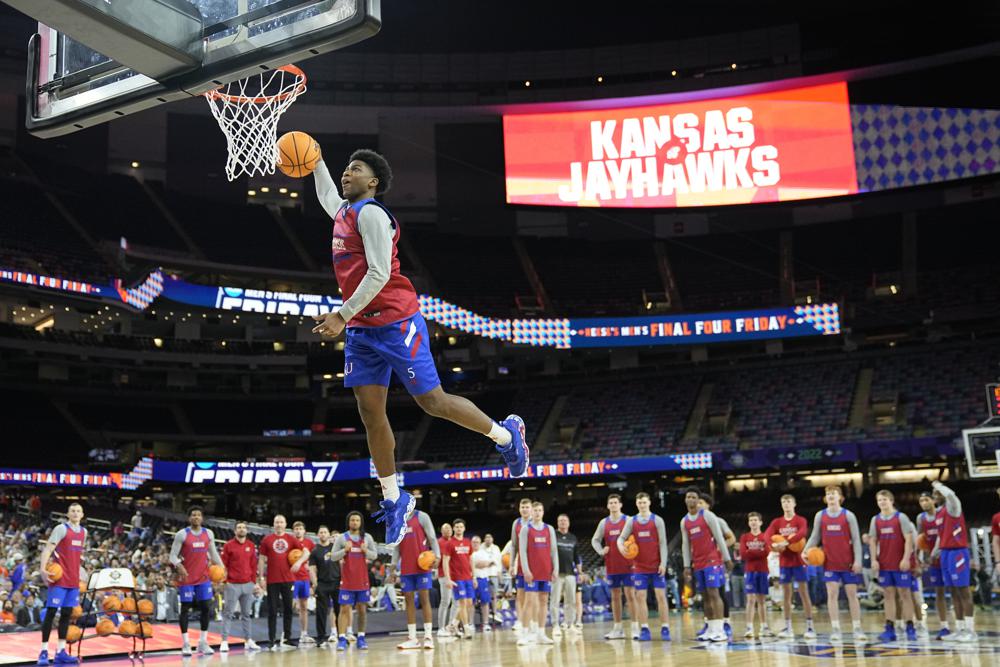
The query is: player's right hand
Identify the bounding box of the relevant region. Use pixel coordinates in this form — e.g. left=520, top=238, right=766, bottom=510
left=602, top=546, right=609, bottom=556
left=176, top=564, right=188, bottom=581
left=41, top=568, right=52, bottom=585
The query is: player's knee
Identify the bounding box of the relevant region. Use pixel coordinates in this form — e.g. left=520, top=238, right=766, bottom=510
left=414, top=391, right=448, bottom=418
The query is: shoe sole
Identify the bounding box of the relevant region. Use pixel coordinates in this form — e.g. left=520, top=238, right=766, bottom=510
left=386, top=494, right=417, bottom=547
left=505, top=415, right=530, bottom=477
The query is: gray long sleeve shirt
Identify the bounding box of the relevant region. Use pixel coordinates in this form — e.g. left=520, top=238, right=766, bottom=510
left=518, top=521, right=558, bottom=580
left=804, top=508, right=863, bottom=566
left=618, top=513, right=668, bottom=570
left=168, top=527, right=222, bottom=567
left=591, top=515, right=628, bottom=555
left=390, top=511, right=440, bottom=571
left=679, top=510, right=732, bottom=568
left=330, top=532, right=378, bottom=562
left=314, top=159, right=395, bottom=323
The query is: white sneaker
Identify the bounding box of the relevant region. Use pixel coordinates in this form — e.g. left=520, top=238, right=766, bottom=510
left=604, top=628, right=625, bottom=640
left=464, top=627, right=474, bottom=640
left=437, top=628, right=454, bottom=638
left=959, top=631, right=978, bottom=643
left=761, top=627, right=776, bottom=638
left=552, top=626, right=562, bottom=638
left=397, top=638, right=422, bottom=650
left=278, top=640, right=294, bottom=651
left=220, top=641, right=230, bottom=653
left=422, top=636, right=435, bottom=650
left=536, top=633, right=554, bottom=645
left=198, top=643, right=214, bottom=656
left=829, top=631, right=842, bottom=643
left=246, top=640, right=260, bottom=652
left=941, top=630, right=963, bottom=642
left=777, top=628, right=794, bottom=639
left=803, top=628, right=817, bottom=640
left=706, top=631, right=728, bottom=643
left=346, top=632, right=356, bottom=643
left=516, top=633, right=536, bottom=646
left=743, top=628, right=755, bottom=639
left=182, top=643, right=193, bottom=657
left=482, top=625, right=492, bottom=633
left=853, top=631, right=868, bottom=643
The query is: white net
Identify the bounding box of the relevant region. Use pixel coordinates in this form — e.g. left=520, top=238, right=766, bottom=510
left=204, top=65, right=307, bottom=181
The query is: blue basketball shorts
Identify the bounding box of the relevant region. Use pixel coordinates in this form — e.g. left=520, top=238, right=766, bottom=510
left=292, top=580, right=311, bottom=599
left=400, top=573, right=432, bottom=593
left=338, top=589, right=370, bottom=606
left=344, top=312, right=440, bottom=396
left=179, top=581, right=214, bottom=603
left=744, top=572, right=770, bottom=596
left=45, top=586, right=79, bottom=609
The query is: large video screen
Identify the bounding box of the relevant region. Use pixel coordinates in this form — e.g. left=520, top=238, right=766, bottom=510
left=503, top=82, right=857, bottom=207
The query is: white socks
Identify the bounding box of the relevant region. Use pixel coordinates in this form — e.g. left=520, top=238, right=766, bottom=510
left=488, top=421, right=512, bottom=447
left=424, top=622, right=433, bottom=637
left=407, top=623, right=417, bottom=640
left=379, top=474, right=400, bottom=502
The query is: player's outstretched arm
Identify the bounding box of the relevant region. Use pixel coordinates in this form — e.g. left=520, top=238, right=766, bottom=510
left=932, top=481, right=962, bottom=517
left=313, top=159, right=345, bottom=218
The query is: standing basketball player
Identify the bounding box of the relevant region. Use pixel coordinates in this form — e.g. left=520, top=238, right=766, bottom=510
left=803, top=485, right=866, bottom=643
left=739, top=512, right=772, bottom=639
left=169, top=507, right=224, bottom=656
left=389, top=509, right=439, bottom=649
left=931, top=481, right=976, bottom=642
left=509, top=498, right=533, bottom=636
left=308, top=525, right=339, bottom=648
left=591, top=494, right=636, bottom=640
left=258, top=515, right=310, bottom=650
left=310, top=151, right=528, bottom=545
left=763, top=494, right=816, bottom=639
left=680, top=487, right=732, bottom=643
left=220, top=521, right=260, bottom=652
left=517, top=501, right=557, bottom=646
left=333, top=512, right=377, bottom=651
left=697, top=494, right=734, bottom=639
left=291, top=521, right=316, bottom=645
left=916, top=492, right=950, bottom=638
left=37, top=503, right=86, bottom=666
left=617, top=492, right=671, bottom=642
left=904, top=512, right=929, bottom=638
left=868, top=490, right=916, bottom=642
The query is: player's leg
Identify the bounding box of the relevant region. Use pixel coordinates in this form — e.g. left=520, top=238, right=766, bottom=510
left=437, top=579, right=453, bottom=634
left=418, top=590, right=434, bottom=645
left=880, top=581, right=898, bottom=640
left=178, top=584, right=195, bottom=654
left=196, top=584, right=214, bottom=653
left=280, top=583, right=294, bottom=645
left=336, top=593, right=351, bottom=650
left=315, top=586, right=329, bottom=646
left=825, top=578, right=842, bottom=634
left=354, top=600, right=368, bottom=649
left=296, top=583, right=309, bottom=642
left=537, top=590, right=551, bottom=641
left=633, top=577, right=650, bottom=636
left=39, top=606, right=57, bottom=663
left=744, top=580, right=756, bottom=637
left=610, top=583, right=622, bottom=622
left=844, top=582, right=864, bottom=640
left=796, top=573, right=816, bottom=637
left=266, top=583, right=280, bottom=646
left=54, top=607, right=76, bottom=664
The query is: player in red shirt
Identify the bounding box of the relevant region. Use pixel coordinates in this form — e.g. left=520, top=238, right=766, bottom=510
left=991, top=487, right=1000, bottom=584
left=332, top=512, right=377, bottom=651
left=388, top=510, right=439, bottom=649
left=739, top=512, right=773, bottom=639
left=931, top=481, right=976, bottom=642
left=868, top=490, right=916, bottom=642
left=803, top=485, right=865, bottom=643
left=169, top=506, right=224, bottom=656
left=916, top=491, right=950, bottom=638
left=442, top=518, right=475, bottom=638
left=680, top=487, right=732, bottom=643
left=617, top=492, right=671, bottom=642
left=517, top=501, right=558, bottom=646
left=763, top=494, right=815, bottom=639
left=257, top=515, right=309, bottom=650
left=291, top=521, right=316, bottom=646
left=590, top=494, right=637, bottom=640
left=38, top=502, right=87, bottom=666
left=220, top=520, right=261, bottom=652
left=310, top=150, right=528, bottom=548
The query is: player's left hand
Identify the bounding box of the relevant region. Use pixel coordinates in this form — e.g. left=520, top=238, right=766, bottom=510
left=291, top=562, right=302, bottom=574
left=900, top=559, right=910, bottom=572
left=658, top=566, right=666, bottom=577
left=724, top=560, right=733, bottom=573
left=851, top=562, right=862, bottom=575
left=312, top=311, right=346, bottom=338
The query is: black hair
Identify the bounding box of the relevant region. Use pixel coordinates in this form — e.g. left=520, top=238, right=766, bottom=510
left=698, top=492, right=714, bottom=506
left=187, top=506, right=203, bottom=516
left=349, top=149, right=392, bottom=195
left=346, top=511, right=365, bottom=538
left=918, top=491, right=933, bottom=499
left=683, top=486, right=701, bottom=497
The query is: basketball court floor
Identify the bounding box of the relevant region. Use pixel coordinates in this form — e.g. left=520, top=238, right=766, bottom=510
left=35, top=612, right=998, bottom=667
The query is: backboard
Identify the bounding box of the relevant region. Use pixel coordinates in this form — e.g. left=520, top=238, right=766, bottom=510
left=962, top=426, right=1000, bottom=478
left=22, top=0, right=380, bottom=137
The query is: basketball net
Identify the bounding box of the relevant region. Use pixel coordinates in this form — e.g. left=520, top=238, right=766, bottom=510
left=204, top=65, right=307, bottom=181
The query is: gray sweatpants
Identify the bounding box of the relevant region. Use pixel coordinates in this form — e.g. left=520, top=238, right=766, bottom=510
left=550, top=574, right=577, bottom=626
left=222, top=582, right=255, bottom=641
left=438, top=580, right=454, bottom=629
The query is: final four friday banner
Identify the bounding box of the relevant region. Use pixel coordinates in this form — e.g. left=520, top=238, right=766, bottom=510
left=503, top=81, right=858, bottom=207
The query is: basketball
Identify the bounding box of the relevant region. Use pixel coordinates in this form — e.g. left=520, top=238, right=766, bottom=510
left=502, top=553, right=511, bottom=569
left=789, top=538, right=806, bottom=553
left=287, top=549, right=304, bottom=566
left=69, top=606, right=83, bottom=621
left=139, top=621, right=154, bottom=639
left=417, top=550, right=435, bottom=571
left=209, top=564, right=226, bottom=583
left=101, top=595, right=121, bottom=613
left=96, top=619, right=116, bottom=637
left=137, top=599, right=154, bottom=616
left=770, top=534, right=789, bottom=548
left=276, top=131, right=321, bottom=178
left=66, top=626, right=82, bottom=644
left=121, top=597, right=137, bottom=614
left=45, top=562, right=63, bottom=582
left=916, top=533, right=931, bottom=552
left=78, top=580, right=88, bottom=594
left=118, top=620, right=138, bottom=637
left=804, top=547, right=825, bottom=567
left=622, top=536, right=639, bottom=560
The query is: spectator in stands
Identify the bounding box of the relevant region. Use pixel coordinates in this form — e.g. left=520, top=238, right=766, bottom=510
left=1, top=599, right=15, bottom=624
left=16, top=592, right=41, bottom=627
left=9, top=553, right=25, bottom=593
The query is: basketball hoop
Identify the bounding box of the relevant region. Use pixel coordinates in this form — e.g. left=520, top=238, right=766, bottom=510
left=204, top=65, right=307, bottom=181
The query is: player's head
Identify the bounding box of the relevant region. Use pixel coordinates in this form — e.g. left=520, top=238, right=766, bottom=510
left=697, top=492, right=713, bottom=511
left=187, top=506, right=203, bottom=528
left=67, top=503, right=83, bottom=523
left=440, top=522, right=452, bottom=538
left=471, top=535, right=482, bottom=550
left=519, top=498, right=533, bottom=518
left=292, top=521, right=306, bottom=539
left=557, top=514, right=570, bottom=531
left=780, top=494, right=796, bottom=513
left=531, top=501, right=544, bottom=522
left=683, top=487, right=701, bottom=512
left=875, top=489, right=895, bottom=512
left=453, top=518, right=466, bottom=538
left=607, top=494, right=622, bottom=513
left=484, top=533, right=493, bottom=546
left=918, top=491, right=936, bottom=512
left=273, top=514, right=287, bottom=532
left=346, top=511, right=364, bottom=534
left=824, top=485, right=843, bottom=507
left=635, top=492, right=651, bottom=513
left=234, top=521, right=248, bottom=539
left=317, top=525, right=331, bottom=542
left=343, top=149, right=392, bottom=199
left=748, top=512, right=762, bottom=531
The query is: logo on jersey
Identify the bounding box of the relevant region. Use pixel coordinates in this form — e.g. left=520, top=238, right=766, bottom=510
left=332, top=237, right=346, bottom=251
left=826, top=524, right=842, bottom=532
left=271, top=538, right=290, bottom=554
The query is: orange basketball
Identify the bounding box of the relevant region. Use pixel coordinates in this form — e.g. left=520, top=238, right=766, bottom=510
left=139, top=621, right=154, bottom=639
left=622, top=536, right=639, bottom=560
left=287, top=549, right=304, bottom=566
left=46, top=562, right=63, bottom=582
left=804, top=547, right=825, bottom=567
left=118, top=620, right=138, bottom=637
left=121, top=597, right=137, bottom=614
left=417, top=550, right=435, bottom=571
left=70, top=606, right=83, bottom=621
left=502, top=553, right=511, bottom=569
left=788, top=538, right=806, bottom=553
left=96, top=619, right=116, bottom=637
left=101, top=595, right=121, bottom=613
left=137, top=599, right=154, bottom=616
left=276, top=131, right=321, bottom=178
left=916, top=533, right=931, bottom=552
left=209, top=564, right=226, bottom=583
left=66, top=626, right=83, bottom=644
left=79, top=580, right=88, bottom=594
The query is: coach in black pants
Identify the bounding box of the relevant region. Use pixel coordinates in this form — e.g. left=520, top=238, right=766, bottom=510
left=264, top=583, right=294, bottom=646
left=309, top=525, right=342, bottom=646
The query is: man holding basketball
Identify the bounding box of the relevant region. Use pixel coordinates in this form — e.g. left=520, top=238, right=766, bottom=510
left=169, top=506, right=225, bottom=656
left=37, top=502, right=87, bottom=666
left=763, top=494, right=816, bottom=639
left=258, top=515, right=310, bottom=650
left=309, top=150, right=528, bottom=547
left=291, top=521, right=316, bottom=646
left=388, top=509, right=439, bottom=649
left=617, top=492, right=671, bottom=642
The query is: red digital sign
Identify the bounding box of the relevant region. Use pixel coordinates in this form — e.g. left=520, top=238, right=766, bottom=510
left=503, top=82, right=857, bottom=208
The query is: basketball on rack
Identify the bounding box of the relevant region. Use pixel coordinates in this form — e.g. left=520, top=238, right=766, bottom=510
left=96, top=619, right=116, bottom=637
left=276, top=131, right=321, bottom=178
left=66, top=626, right=82, bottom=644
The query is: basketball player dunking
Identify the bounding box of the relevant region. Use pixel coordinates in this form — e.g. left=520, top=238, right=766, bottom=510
left=310, top=151, right=528, bottom=545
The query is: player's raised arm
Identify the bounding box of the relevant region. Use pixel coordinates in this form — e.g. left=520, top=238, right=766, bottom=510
left=313, top=158, right=345, bottom=217
left=932, top=481, right=962, bottom=517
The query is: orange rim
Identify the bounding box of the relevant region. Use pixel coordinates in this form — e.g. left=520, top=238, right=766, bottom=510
left=205, top=64, right=306, bottom=104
